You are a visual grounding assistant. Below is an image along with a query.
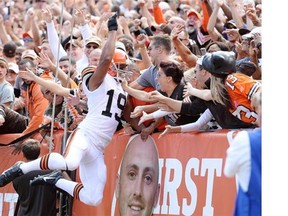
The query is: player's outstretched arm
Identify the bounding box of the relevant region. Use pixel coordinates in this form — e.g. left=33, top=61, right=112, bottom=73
left=88, top=13, right=118, bottom=91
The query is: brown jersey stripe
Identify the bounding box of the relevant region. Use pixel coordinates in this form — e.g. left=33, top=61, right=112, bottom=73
left=73, top=183, right=83, bottom=200
left=40, top=154, right=50, bottom=170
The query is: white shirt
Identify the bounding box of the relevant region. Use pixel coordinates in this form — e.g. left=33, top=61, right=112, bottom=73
left=224, top=130, right=251, bottom=192
left=47, top=22, right=92, bottom=75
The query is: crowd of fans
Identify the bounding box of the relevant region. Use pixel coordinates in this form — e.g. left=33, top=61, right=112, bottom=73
left=0, top=0, right=262, bottom=140
left=0, top=0, right=262, bottom=214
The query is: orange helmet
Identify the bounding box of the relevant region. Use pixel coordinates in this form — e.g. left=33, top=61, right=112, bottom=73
left=113, top=49, right=128, bottom=65
left=109, top=49, right=129, bottom=77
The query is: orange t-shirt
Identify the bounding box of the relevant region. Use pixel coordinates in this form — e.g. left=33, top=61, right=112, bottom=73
left=225, top=73, right=261, bottom=124
left=21, top=82, right=49, bottom=135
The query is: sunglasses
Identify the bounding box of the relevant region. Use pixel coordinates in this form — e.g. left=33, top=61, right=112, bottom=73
left=23, top=38, right=33, bottom=43
left=226, top=25, right=237, bottom=30
left=86, top=44, right=99, bottom=49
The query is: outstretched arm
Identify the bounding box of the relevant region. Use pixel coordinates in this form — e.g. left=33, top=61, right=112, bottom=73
left=171, top=24, right=198, bottom=68
left=122, top=78, right=156, bottom=102
left=30, top=9, right=41, bottom=48
left=150, top=91, right=183, bottom=113
left=18, top=68, right=71, bottom=97
left=130, top=103, right=159, bottom=119
left=226, top=0, right=244, bottom=28
left=184, top=83, right=212, bottom=101
left=37, top=52, right=75, bottom=88
left=4, top=19, right=21, bottom=44
left=0, top=15, right=9, bottom=45
left=74, top=9, right=93, bottom=42
left=158, top=108, right=213, bottom=138
left=207, top=0, right=224, bottom=42
left=138, top=109, right=171, bottom=126
left=136, top=33, right=152, bottom=69
left=88, top=13, right=118, bottom=91
left=43, top=8, right=67, bottom=62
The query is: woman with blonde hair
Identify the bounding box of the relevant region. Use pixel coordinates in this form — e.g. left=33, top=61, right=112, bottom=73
left=150, top=51, right=261, bottom=137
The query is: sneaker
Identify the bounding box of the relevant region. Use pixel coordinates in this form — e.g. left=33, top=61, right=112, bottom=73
left=0, top=162, right=24, bottom=187
left=30, top=170, right=62, bottom=186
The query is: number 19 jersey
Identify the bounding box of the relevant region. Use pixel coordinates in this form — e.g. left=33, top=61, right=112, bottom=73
left=78, top=74, right=127, bottom=150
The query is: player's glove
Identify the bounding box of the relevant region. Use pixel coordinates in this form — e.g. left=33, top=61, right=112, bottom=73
left=108, top=14, right=118, bottom=31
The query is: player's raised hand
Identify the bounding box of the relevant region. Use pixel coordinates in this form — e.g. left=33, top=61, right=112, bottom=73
left=108, top=13, right=118, bottom=31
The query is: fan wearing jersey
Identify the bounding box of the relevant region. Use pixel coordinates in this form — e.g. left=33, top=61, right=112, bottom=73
left=0, top=14, right=126, bottom=207
left=150, top=51, right=260, bottom=137
left=167, top=51, right=260, bottom=125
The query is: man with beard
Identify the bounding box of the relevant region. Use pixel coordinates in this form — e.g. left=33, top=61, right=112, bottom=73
left=185, top=8, right=211, bottom=50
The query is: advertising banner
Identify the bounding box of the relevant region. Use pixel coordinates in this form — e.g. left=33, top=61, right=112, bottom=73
left=0, top=130, right=237, bottom=216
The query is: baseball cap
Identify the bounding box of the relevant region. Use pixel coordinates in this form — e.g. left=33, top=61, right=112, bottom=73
left=8, top=62, right=19, bottom=74
left=187, top=9, right=201, bottom=20
left=238, top=28, right=251, bottom=36
left=85, top=36, right=102, bottom=47
left=63, top=39, right=83, bottom=50
left=3, top=42, right=17, bottom=58
left=62, top=34, right=82, bottom=50
left=22, top=32, right=33, bottom=43
left=236, top=61, right=257, bottom=77
left=159, top=1, right=171, bottom=11
left=241, top=27, right=262, bottom=40
left=224, top=20, right=237, bottom=29
left=115, top=41, right=126, bottom=52
left=202, top=51, right=236, bottom=78
left=23, top=32, right=33, bottom=39
left=22, top=49, right=37, bottom=60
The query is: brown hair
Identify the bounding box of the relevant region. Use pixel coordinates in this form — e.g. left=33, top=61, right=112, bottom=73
left=159, top=61, right=183, bottom=84
left=22, top=139, right=41, bottom=160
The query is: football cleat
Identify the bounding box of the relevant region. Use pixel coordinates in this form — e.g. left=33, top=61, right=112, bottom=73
left=30, top=170, right=62, bottom=186
left=0, top=162, right=24, bottom=187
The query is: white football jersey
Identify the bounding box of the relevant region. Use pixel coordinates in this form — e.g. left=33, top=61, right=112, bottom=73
left=78, top=74, right=127, bottom=149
